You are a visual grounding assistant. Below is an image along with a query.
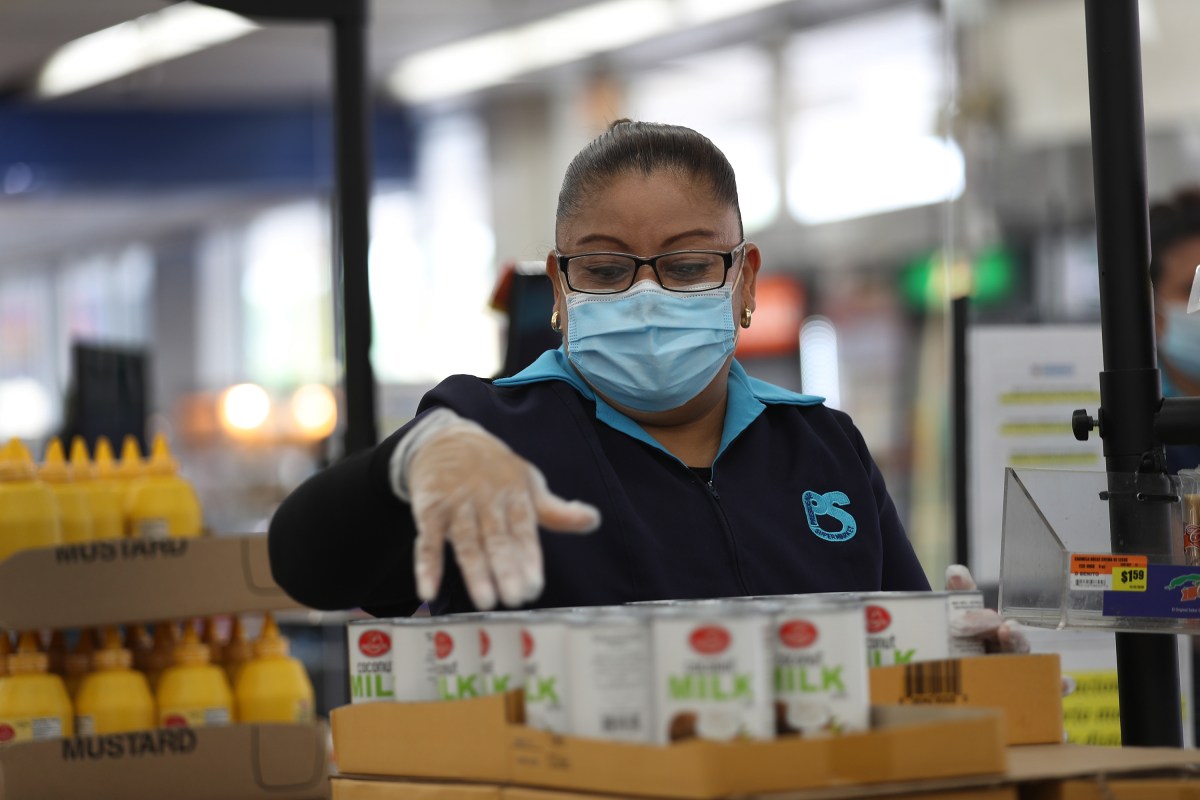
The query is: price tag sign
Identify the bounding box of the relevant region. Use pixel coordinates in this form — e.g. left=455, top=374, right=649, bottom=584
left=1069, top=554, right=1148, bottom=591
left=1111, top=566, right=1147, bottom=592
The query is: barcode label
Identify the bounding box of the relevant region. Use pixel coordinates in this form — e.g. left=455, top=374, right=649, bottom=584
left=601, top=713, right=642, bottom=733
left=902, top=660, right=964, bottom=703
left=1070, top=574, right=1112, bottom=591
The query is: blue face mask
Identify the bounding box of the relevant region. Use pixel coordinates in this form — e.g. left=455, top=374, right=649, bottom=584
left=1163, top=303, right=1200, bottom=382
left=565, top=280, right=737, bottom=413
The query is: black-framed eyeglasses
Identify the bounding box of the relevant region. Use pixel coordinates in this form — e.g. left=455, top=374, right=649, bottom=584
left=555, top=240, right=747, bottom=294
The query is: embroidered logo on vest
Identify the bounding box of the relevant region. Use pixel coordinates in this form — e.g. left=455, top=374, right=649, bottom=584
left=802, top=490, right=857, bottom=542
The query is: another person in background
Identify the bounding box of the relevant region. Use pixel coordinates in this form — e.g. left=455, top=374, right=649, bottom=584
left=1150, top=188, right=1200, bottom=473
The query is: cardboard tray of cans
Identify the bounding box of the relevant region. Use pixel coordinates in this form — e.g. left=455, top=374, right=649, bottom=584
left=0, top=721, right=330, bottom=800
left=331, top=691, right=1008, bottom=800
left=868, top=653, right=1064, bottom=745
left=329, top=780, right=1021, bottom=800
left=0, top=533, right=303, bottom=630
left=328, top=742, right=1200, bottom=800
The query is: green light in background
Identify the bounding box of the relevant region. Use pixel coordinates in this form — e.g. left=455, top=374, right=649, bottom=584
left=901, top=245, right=1015, bottom=310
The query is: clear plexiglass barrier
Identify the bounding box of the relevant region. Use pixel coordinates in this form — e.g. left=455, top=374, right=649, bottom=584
left=999, top=467, right=1200, bottom=634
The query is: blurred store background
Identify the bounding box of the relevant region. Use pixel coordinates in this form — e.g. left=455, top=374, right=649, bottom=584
left=2, top=0, right=1199, bottom=711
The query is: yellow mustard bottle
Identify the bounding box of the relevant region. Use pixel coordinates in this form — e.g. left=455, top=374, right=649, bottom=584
left=235, top=613, right=315, bottom=724
left=70, top=437, right=123, bottom=540
left=0, top=439, right=62, bottom=562
left=156, top=622, right=233, bottom=728
left=126, top=435, right=202, bottom=539
left=64, top=629, right=98, bottom=699
left=115, top=436, right=145, bottom=535
left=75, top=627, right=155, bottom=735
left=222, top=616, right=253, bottom=686
left=0, top=631, right=73, bottom=744
left=40, top=438, right=94, bottom=544
left=144, top=622, right=179, bottom=692
left=93, top=436, right=127, bottom=530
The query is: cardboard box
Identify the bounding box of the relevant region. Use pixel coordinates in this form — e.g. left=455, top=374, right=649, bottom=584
left=870, top=654, right=1064, bottom=745
left=1023, top=777, right=1200, bottom=799
left=503, top=783, right=1020, bottom=800
left=1005, top=742, right=1200, bottom=783
left=509, top=705, right=1004, bottom=798
left=0, top=722, right=329, bottom=800
left=332, top=779, right=501, bottom=800
left=0, top=534, right=303, bottom=629
left=329, top=740, right=1200, bottom=800
left=332, top=692, right=1006, bottom=799
left=334, top=693, right=521, bottom=784
left=330, top=780, right=1019, bottom=800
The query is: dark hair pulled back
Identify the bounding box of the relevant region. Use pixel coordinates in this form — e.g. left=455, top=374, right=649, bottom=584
left=1150, top=187, right=1200, bottom=286
left=555, top=119, right=743, bottom=241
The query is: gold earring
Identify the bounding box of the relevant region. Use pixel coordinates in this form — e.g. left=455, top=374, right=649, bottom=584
left=740, top=308, right=752, bottom=329
left=551, top=310, right=561, bottom=332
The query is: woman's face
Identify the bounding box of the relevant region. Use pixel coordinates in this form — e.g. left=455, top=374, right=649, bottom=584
left=1155, top=233, right=1200, bottom=337
left=545, top=168, right=761, bottom=422
left=547, top=169, right=760, bottom=345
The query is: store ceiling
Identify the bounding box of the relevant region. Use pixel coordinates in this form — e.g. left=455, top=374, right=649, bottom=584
left=0, top=0, right=614, bottom=105
left=0, top=0, right=902, bottom=263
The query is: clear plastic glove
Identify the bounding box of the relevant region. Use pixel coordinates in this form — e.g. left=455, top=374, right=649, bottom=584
left=945, top=564, right=1030, bottom=654
left=392, top=408, right=601, bottom=610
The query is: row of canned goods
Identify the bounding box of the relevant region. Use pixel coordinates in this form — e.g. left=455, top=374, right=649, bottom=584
left=346, top=590, right=984, bottom=744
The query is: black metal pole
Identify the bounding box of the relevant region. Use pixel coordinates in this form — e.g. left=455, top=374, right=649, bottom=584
left=331, top=2, right=377, bottom=455
left=1083, top=0, right=1181, bottom=747
left=197, top=0, right=378, bottom=456
left=951, top=295, right=969, bottom=568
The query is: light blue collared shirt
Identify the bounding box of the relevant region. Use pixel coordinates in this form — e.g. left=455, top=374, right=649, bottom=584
left=493, top=347, right=823, bottom=468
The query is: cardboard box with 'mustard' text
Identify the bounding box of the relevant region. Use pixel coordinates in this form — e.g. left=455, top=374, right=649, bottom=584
left=0, top=722, right=329, bottom=800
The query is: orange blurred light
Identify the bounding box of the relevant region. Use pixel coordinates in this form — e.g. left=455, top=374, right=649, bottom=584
left=290, top=384, right=337, bottom=440
left=219, top=383, right=270, bottom=435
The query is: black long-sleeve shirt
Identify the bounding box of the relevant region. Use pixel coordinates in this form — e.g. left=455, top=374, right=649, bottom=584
left=268, top=353, right=930, bottom=616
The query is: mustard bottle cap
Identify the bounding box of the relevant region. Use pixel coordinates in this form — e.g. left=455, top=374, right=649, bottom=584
left=253, top=613, right=290, bottom=659
left=0, top=439, right=35, bottom=481
left=144, top=434, right=179, bottom=477
left=92, top=626, right=133, bottom=671
left=39, top=438, right=73, bottom=483
left=9, top=631, right=49, bottom=675
left=173, top=622, right=212, bottom=667
left=94, top=437, right=117, bottom=479
left=117, top=436, right=144, bottom=480
left=69, top=437, right=96, bottom=480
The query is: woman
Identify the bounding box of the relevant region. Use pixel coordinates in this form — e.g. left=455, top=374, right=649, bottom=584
left=1149, top=189, right=1200, bottom=474
left=268, top=120, right=932, bottom=617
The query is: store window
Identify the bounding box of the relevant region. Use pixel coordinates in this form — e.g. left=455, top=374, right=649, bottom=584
left=240, top=200, right=335, bottom=388
left=370, top=112, right=500, bottom=384
left=628, top=45, right=779, bottom=234
left=0, top=244, right=155, bottom=440
left=58, top=244, right=154, bottom=360
left=0, top=270, right=56, bottom=439
left=785, top=5, right=961, bottom=224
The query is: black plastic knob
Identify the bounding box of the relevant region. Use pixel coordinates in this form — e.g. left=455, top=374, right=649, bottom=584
left=1072, top=409, right=1096, bottom=442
